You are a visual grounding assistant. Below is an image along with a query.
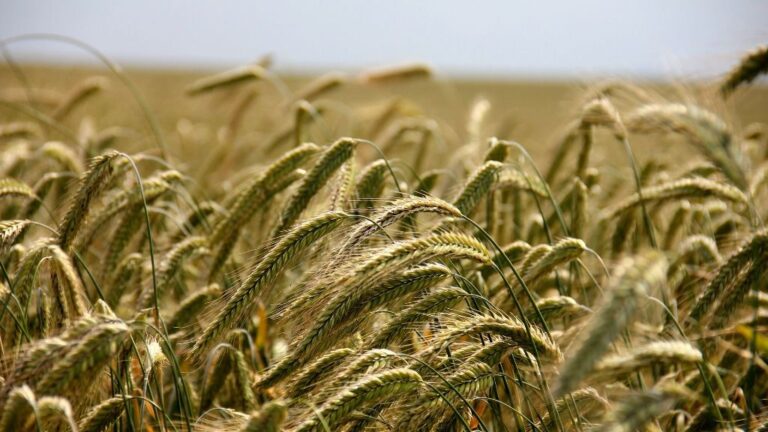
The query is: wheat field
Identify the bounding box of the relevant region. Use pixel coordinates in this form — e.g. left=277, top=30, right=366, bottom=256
left=0, top=44, right=767, bottom=431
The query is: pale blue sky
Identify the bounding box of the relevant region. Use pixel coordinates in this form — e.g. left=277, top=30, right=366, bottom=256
left=1, top=0, right=766, bottom=79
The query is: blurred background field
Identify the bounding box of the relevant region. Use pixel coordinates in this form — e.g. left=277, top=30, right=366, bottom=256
left=2, top=1, right=766, bottom=174
left=0, top=64, right=768, bottom=161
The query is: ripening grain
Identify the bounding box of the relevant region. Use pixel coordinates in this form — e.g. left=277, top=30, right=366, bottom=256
left=0, top=43, right=766, bottom=432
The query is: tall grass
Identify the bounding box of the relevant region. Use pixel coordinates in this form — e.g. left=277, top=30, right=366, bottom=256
left=0, top=42, right=767, bottom=431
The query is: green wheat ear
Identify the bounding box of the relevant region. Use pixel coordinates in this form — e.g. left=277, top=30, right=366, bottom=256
left=293, top=368, right=423, bottom=432
left=58, top=151, right=121, bottom=251
left=452, top=160, right=504, bottom=216
left=192, top=211, right=349, bottom=359
left=271, top=137, right=357, bottom=237
left=209, top=142, right=320, bottom=247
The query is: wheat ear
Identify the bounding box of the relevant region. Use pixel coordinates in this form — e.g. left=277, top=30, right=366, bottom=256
left=242, top=399, right=287, bottom=432
left=78, top=397, right=126, bottom=432
left=271, top=138, right=357, bottom=237
left=58, top=151, right=120, bottom=251
left=193, top=211, right=348, bottom=359
left=285, top=348, right=355, bottom=398
left=186, top=65, right=265, bottom=95
left=554, top=254, right=666, bottom=397
left=293, top=368, right=422, bottom=432
left=593, top=384, right=690, bottom=432
left=52, top=76, right=107, bottom=120
left=359, top=63, right=432, bottom=84
left=593, top=340, right=702, bottom=377
left=721, top=45, right=768, bottom=96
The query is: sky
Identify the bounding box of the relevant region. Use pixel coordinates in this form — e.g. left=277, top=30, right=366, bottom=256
left=1, top=0, right=767, bottom=79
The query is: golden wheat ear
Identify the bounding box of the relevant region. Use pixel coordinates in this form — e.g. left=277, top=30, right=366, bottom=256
left=185, top=65, right=266, bottom=96
left=358, top=63, right=433, bottom=84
